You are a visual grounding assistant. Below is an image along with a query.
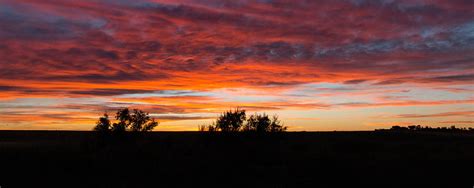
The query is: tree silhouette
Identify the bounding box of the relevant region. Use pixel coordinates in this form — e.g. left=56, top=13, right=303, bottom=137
left=201, top=108, right=287, bottom=133
left=111, top=108, right=130, bottom=132
left=243, top=113, right=287, bottom=133
left=244, top=113, right=271, bottom=133
left=269, top=115, right=287, bottom=132
left=94, top=113, right=111, bottom=132
left=129, top=109, right=158, bottom=132
left=94, top=108, right=158, bottom=132
left=215, top=108, right=246, bottom=132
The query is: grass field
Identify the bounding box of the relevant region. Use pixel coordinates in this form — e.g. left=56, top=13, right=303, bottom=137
left=0, top=131, right=473, bottom=187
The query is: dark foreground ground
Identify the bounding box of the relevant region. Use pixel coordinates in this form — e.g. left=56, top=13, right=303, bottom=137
left=0, top=131, right=473, bottom=188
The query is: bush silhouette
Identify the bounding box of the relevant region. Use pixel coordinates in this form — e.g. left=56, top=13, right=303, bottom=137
left=269, top=115, right=287, bottom=132
left=94, top=113, right=111, bottom=132
left=215, top=108, right=246, bottom=132
left=129, top=109, right=158, bottom=132
left=243, top=113, right=286, bottom=133
left=111, top=108, right=130, bottom=132
left=200, top=108, right=287, bottom=133
left=94, top=108, right=159, bottom=132
left=244, top=113, right=271, bottom=133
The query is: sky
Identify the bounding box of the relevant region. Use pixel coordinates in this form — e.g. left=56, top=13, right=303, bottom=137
left=0, top=0, right=473, bottom=131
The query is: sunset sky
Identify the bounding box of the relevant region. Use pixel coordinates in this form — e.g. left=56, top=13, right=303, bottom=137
left=0, top=0, right=473, bottom=131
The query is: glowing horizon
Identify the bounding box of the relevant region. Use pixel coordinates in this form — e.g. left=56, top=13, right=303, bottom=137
left=0, top=0, right=473, bottom=131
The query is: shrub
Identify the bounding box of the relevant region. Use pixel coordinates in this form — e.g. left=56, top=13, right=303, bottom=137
left=243, top=113, right=286, bottom=133
left=94, top=113, right=111, bottom=132
left=198, top=124, right=217, bottom=132
left=94, top=108, right=159, bottom=132
left=215, top=108, right=246, bottom=132
left=200, top=108, right=287, bottom=133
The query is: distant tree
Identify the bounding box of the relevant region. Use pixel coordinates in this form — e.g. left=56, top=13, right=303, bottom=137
left=244, top=113, right=271, bottom=133
left=269, top=115, right=287, bottom=132
left=111, top=108, right=130, bottom=132
left=242, top=114, right=257, bottom=132
left=129, top=109, right=159, bottom=132
left=386, top=125, right=473, bottom=132
left=390, top=126, right=408, bottom=131
left=94, top=113, right=111, bottom=132
left=111, top=121, right=127, bottom=132
left=215, top=108, right=246, bottom=132
left=200, top=108, right=287, bottom=133
left=94, top=108, right=159, bottom=132
left=243, top=113, right=287, bottom=133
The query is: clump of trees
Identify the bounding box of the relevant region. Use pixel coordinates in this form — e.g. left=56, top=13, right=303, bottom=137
left=198, top=108, right=287, bottom=133
left=378, top=125, right=474, bottom=132
left=94, top=108, right=159, bottom=133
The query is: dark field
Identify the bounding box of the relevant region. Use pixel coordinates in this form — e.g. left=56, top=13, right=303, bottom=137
left=0, top=131, right=473, bottom=188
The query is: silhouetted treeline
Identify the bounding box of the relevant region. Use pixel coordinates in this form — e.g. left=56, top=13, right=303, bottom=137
left=377, top=125, right=474, bottom=132
left=198, top=108, right=287, bottom=133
